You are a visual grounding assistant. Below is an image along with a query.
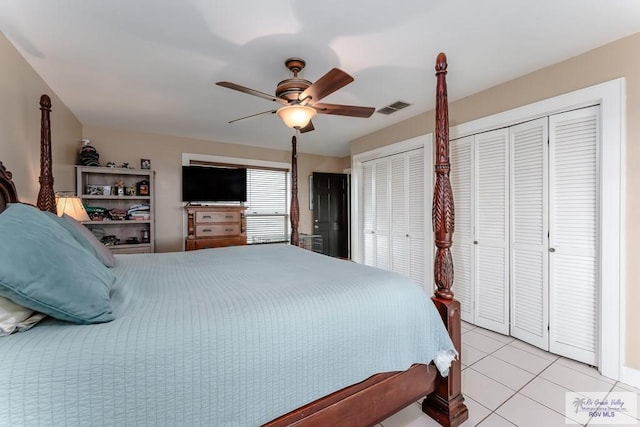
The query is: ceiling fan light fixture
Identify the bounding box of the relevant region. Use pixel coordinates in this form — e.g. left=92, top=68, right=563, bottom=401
left=277, top=105, right=316, bottom=129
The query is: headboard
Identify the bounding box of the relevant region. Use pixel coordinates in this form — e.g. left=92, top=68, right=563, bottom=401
left=0, top=161, right=19, bottom=213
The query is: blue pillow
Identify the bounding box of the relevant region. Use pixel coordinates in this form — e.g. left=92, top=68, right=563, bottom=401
left=0, top=203, right=115, bottom=324
left=48, top=212, right=116, bottom=267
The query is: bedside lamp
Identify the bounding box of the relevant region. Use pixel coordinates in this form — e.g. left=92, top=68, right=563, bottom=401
left=55, top=194, right=90, bottom=222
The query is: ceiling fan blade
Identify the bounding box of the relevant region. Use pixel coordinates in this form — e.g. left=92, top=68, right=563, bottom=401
left=313, top=102, right=375, bottom=118
left=216, top=81, right=287, bottom=105
left=228, top=109, right=276, bottom=124
left=299, top=68, right=354, bottom=104
left=299, top=120, right=315, bottom=133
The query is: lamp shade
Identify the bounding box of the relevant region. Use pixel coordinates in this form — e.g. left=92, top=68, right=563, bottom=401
left=276, top=105, right=316, bottom=129
left=56, top=195, right=90, bottom=222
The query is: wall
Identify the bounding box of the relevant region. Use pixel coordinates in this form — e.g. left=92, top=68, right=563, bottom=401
left=352, top=33, right=640, bottom=370
left=82, top=126, right=346, bottom=252
left=0, top=32, right=82, bottom=201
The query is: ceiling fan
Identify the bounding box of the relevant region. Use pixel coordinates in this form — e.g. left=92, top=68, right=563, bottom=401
left=216, top=57, right=375, bottom=133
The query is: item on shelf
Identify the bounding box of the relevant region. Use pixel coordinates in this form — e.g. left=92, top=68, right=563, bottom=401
left=114, top=179, right=125, bottom=196
left=108, top=208, right=127, bottom=221
left=101, top=235, right=120, bottom=246
left=141, top=229, right=150, bottom=243
left=84, top=206, right=108, bottom=221
left=125, top=237, right=139, bottom=245
left=102, top=185, right=112, bottom=196
left=78, top=139, right=101, bottom=167
left=106, top=162, right=116, bottom=168
left=140, top=159, right=151, bottom=170
left=128, top=203, right=150, bottom=220
left=125, top=186, right=136, bottom=196
left=136, top=180, right=149, bottom=196
left=86, top=184, right=102, bottom=195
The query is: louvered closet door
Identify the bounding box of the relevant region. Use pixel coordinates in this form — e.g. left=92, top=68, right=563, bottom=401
left=510, top=118, right=549, bottom=349
left=362, top=161, right=375, bottom=266
left=407, top=148, right=425, bottom=286
left=390, top=155, right=409, bottom=277
left=374, top=159, right=390, bottom=270
left=549, top=106, right=599, bottom=365
left=450, top=136, right=474, bottom=322
left=475, top=129, right=510, bottom=334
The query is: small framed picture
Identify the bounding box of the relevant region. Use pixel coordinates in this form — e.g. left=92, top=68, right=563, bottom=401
left=140, top=159, right=151, bottom=170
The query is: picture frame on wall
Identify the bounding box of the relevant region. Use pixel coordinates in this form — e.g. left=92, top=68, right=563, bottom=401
left=140, top=159, right=151, bottom=170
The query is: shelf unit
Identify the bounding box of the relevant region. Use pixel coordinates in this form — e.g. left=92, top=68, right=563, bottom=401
left=76, top=166, right=155, bottom=254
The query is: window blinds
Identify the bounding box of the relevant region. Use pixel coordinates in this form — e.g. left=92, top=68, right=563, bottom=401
left=245, top=168, right=290, bottom=244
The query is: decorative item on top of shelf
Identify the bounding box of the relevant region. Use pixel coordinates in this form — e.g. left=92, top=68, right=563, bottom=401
left=77, top=139, right=101, bottom=167
left=106, top=162, right=116, bottom=168
left=140, top=159, right=151, bottom=170
left=136, top=179, right=149, bottom=196
left=121, top=162, right=130, bottom=169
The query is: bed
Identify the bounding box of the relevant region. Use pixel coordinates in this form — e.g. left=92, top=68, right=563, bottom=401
left=0, top=53, right=468, bottom=426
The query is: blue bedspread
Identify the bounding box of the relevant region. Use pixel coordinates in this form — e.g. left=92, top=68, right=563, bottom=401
left=0, top=244, right=456, bottom=426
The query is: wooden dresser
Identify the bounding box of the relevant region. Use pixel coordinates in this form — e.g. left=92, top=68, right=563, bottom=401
left=185, top=205, right=247, bottom=250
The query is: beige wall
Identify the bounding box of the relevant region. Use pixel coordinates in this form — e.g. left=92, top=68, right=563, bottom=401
left=82, top=126, right=346, bottom=252
left=0, top=32, right=82, bottom=201
left=352, top=33, right=640, bottom=370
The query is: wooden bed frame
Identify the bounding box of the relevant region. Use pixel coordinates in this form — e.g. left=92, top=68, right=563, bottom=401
left=0, top=53, right=467, bottom=427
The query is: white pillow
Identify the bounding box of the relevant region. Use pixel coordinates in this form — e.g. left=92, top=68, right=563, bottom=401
left=0, top=296, right=46, bottom=336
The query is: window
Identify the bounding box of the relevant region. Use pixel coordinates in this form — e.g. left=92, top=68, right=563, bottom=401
left=245, top=168, right=290, bottom=244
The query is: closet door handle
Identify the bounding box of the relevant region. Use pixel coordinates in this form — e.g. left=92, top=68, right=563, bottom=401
left=549, top=248, right=556, bottom=253
left=474, top=241, right=478, bottom=245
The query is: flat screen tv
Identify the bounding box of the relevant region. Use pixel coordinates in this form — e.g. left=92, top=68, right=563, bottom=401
left=182, top=166, right=247, bottom=202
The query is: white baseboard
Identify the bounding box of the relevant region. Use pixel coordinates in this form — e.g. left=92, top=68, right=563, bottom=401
left=621, top=365, right=640, bottom=389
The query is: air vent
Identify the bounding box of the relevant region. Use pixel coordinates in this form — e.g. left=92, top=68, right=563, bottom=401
left=377, top=100, right=412, bottom=115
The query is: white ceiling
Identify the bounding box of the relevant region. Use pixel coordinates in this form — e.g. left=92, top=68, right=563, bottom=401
left=1, top=1, right=639, bottom=157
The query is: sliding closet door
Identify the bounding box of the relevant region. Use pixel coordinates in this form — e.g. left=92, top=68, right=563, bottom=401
left=549, top=106, right=599, bottom=365
left=509, top=118, right=549, bottom=349
left=450, top=136, right=474, bottom=322
left=474, top=129, right=510, bottom=334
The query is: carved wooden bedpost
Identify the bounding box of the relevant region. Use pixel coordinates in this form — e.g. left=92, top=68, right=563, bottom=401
left=422, top=53, right=469, bottom=427
left=290, top=135, right=299, bottom=246
left=37, top=95, right=56, bottom=214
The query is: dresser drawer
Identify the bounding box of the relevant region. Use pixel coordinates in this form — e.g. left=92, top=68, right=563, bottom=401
left=195, top=211, right=241, bottom=223
left=196, top=223, right=241, bottom=237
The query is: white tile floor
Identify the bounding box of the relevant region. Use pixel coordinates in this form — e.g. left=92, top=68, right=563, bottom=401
left=379, top=321, right=640, bottom=427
